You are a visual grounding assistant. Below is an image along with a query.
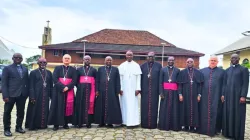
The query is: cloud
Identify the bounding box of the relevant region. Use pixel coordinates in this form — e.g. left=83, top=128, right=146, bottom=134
left=0, top=0, right=250, bottom=68
left=0, top=0, right=125, bottom=59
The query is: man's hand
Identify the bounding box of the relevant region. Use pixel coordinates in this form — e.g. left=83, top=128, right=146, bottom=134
left=197, top=96, right=201, bottom=102
left=96, top=91, right=99, bottom=96
left=240, top=97, right=246, bottom=103
left=30, top=98, right=36, bottom=104
left=63, top=87, right=69, bottom=92
left=3, top=98, right=9, bottom=103
left=160, top=93, right=164, bottom=98
left=221, top=96, right=225, bottom=103
left=120, top=90, right=123, bottom=95
left=135, top=90, right=140, bottom=96
left=179, top=95, right=183, bottom=102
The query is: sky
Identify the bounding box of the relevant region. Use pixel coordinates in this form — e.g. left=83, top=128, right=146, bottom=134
left=1, top=0, right=250, bottom=68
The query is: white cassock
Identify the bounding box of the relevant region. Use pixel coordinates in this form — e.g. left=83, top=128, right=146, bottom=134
left=118, top=60, right=142, bottom=126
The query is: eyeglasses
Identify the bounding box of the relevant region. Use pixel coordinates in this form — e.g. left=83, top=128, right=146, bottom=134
left=39, top=62, right=47, bottom=64
left=13, top=57, right=22, bottom=59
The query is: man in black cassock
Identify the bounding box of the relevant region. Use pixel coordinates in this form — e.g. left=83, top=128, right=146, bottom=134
left=178, top=58, right=203, bottom=132
left=222, top=54, right=249, bottom=140
left=199, top=55, right=226, bottom=136
left=158, top=56, right=181, bottom=131
left=2, top=53, right=29, bottom=137
left=25, top=58, right=53, bottom=130
left=95, top=56, right=122, bottom=128
left=140, top=52, right=162, bottom=129
left=73, top=55, right=97, bottom=128
left=48, top=54, right=77, bottom=131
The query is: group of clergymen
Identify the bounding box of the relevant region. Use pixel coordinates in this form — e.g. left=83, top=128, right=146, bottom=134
left=1, top=51, right=248, bottom=140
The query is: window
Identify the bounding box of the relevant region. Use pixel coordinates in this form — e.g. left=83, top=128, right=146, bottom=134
left=79, top=54, right=83, bottom=58
left=155, top=57, right=168, bottom=61
left=53, top=50, right=59, bottom=56
left=62, top=50, right=68, bottom=55
left=120, top=56, right=125, bottom=59
left=91, top=54, right=105, bottom=58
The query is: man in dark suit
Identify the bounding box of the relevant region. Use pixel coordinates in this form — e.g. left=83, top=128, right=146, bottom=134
left=2, top=53, right=29, bottom=137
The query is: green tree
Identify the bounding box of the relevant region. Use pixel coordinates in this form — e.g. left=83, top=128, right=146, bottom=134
left=26, top=54, right=41, bottom=69
left=0, top=59, right=11, bottom=64
left=241, top=59, right=250, bottom=69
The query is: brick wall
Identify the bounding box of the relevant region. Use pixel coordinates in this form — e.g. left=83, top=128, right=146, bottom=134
left=45, top=50, right=200, bottom=68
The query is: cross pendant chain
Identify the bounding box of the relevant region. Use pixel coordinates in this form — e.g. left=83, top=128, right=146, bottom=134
left=105, top=66, right=112, bottom=82
left=147, top=63, right=153, bottom=78
left=83, top=66, right=91, bottom=78
left=43, top=82, right=47, bottom=87
left=187, top=69, right=194, bottom=85
left=167, top=67, right=174, bottom=83
left=38, top=69, right=47, bottom=88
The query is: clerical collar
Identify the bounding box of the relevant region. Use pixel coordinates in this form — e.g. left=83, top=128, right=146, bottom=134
left=84, top=65, right=90, bottom=68
left=232, top=64, right=239, bottom=67
left=40, top=68, right=45, bottom=71
left=15, top=63, right=21, bottom=67
left=168, top=66, right=173, bottom=69
left=148, top=61, right=154, bottom=64
left=209, top=66, right=217, bottom=69
left=188, top=67, right=193, bottom=71
left=106, top=65, right=111, bottom=68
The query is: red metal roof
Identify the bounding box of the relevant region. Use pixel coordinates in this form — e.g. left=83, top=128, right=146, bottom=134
left=73, top=29, right=174, bottom=47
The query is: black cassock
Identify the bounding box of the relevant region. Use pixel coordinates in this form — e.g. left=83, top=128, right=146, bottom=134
left=222, top=65, right=249, bottom=140
left=94, top=66, right=122, bottom=125
left=25, top=69, right=53, bottom=130
left=158, top=66, right=181, bottom=131
left=178, top=68, right=203, bottom=128
left=48, top=65, right=77, bottom=126
left=73, top=66, right=97, bottom=126
left=199, top=67, right=226, bottom=136
left=140, top=61, right=162, bottom=129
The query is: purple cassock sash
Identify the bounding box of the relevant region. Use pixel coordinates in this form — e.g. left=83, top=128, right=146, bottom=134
left=59, top=78, right=74, bottom=116
left=79, top=76, right=95, bottom=114
left=163, top=82, right=178, bottom=90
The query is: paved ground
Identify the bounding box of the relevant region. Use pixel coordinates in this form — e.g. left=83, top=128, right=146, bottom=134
left=0, top=94, right=249, bottom=140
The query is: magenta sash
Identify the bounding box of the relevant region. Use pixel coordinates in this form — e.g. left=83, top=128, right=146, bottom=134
left=59, top=78, right=74, bottom=116
left=163, top=83, right=178, bottom=90
left=79, top=76, right=95, bottom=114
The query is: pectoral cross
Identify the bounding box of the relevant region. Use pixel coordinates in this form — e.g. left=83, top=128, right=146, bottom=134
left=107, top=76, right=110, bottom=81
left=147, top=74, right=151, bottom=78
left=168, top=79, right=172, bottom=82
left=43, top=82, right=47, bottom=87
left=190, top=80, right=193, bottom=84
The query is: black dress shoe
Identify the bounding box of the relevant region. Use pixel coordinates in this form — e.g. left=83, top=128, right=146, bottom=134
left=76, top=125, right=82, bottom=128
left=86, top=124, right=92, bottom=128
left=15, top=127, right=25, bottom=133
left=4, top=130, right=12, bottom=137
left=53, top=126, right=59, bottom=131
left=120, top=124, right=126, bottom=127
left=63, top=124, right=69, bottom=129
left=107, top=124, right=113, bottom=128
left=98, top=124, right=105, bottom=127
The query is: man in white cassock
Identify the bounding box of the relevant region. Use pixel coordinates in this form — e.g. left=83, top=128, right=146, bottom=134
left=118, top=50, right=142, bottom=127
